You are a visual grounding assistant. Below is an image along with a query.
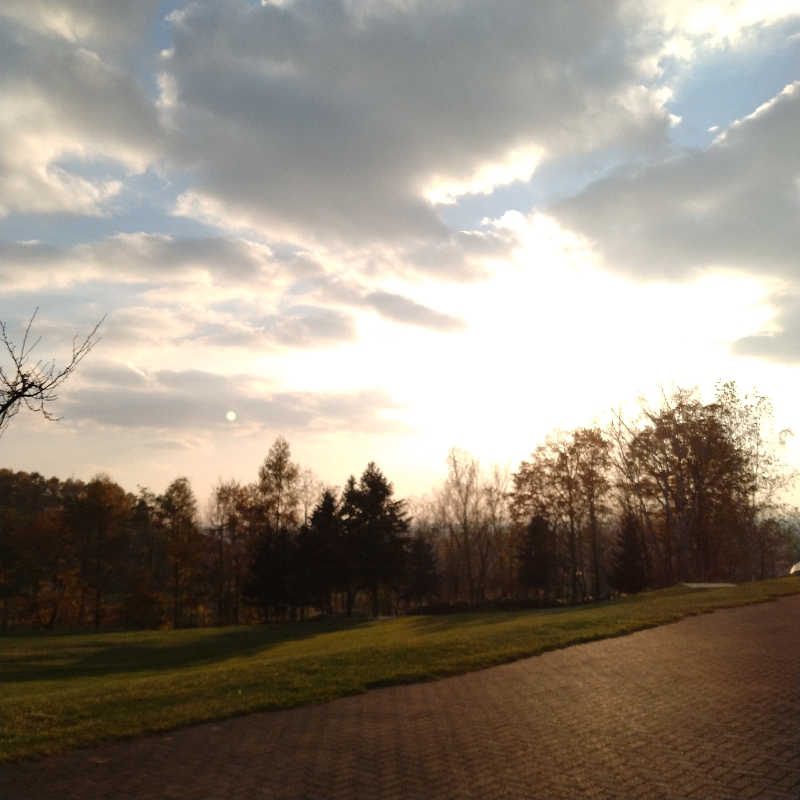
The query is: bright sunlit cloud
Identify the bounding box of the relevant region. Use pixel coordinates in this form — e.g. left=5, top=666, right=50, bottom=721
left=0, top=0, right=798, bottom=506
left=424, top=145, right=546, bottom=205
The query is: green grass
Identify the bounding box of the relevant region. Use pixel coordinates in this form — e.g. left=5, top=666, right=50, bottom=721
left=2, top=577, right=800, bottom=762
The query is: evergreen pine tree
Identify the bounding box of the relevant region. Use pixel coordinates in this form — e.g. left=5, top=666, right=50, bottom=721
left=611, top=512, right=647, bottom=594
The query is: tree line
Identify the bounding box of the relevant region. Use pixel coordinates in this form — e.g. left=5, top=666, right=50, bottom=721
left=0, top=382, right=797, bottom=631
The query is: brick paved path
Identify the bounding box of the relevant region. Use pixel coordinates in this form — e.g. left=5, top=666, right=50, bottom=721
left=2, top=596, right=800, bottom=799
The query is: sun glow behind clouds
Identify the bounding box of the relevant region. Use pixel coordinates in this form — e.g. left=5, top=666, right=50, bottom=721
left=423, top=145, right=546, bottom=206
left=1, top=0, right=799, bottom=506
left=658, top=0, right=800, bottom=44
left=261, top=211, right=783, bottom=483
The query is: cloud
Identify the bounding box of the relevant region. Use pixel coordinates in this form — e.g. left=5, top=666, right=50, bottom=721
left=81, top=362, right=148, bottom=388
left=1, top=237, right=467, bottom=353
left=398, top=228, right=517, bottom=280
left=0, top=17, right=162, bottom=216
left=191, top=306, right=358, bottom=349
left=366, top=291, right=466, bottom=332
left=0, top=240, right=63, bottom=268
left=62, top=367, right=405, bottom=433
left=87, top=233, right=280, bottom=283
left=262, top=306, right=357, bottom=347
left=0, top=1, right=159, bottom=47
left=653, top=0, right=800, bottom=49
left=0, top=233, right=285, bottom=291
left=279, top=269, right=469, bottom=332
left=551, top=81, right=800, bottom=282
left=92, top=300, right=358, bottom=352
left=163, top=0, right=675, bottom=247
left=732, top=294, right=800, bottom=363
left=94, top=305, right=195, bottom=348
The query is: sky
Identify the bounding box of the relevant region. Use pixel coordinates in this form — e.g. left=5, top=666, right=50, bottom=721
left=1, top=0, right=799, bottom=509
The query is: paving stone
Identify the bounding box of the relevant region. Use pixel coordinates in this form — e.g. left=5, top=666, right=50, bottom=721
left=2, top=596, right=800, bottom=799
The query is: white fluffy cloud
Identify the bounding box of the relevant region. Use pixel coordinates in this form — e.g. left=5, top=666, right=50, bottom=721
left=2, top=0, right=799, bottom=493
left=0, top=232, right=468, bottom=338
left=546, top=77, right=800, bottom=363
left=551, top=81, right=800, bottom=282
left=0, top=13, right=162, bottom=217
left=163, top=0, right=675, bottom=246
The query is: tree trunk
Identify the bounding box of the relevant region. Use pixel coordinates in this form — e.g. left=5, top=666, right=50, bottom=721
left=47, top=577, right=64, bottom=629
left=589, top=502, right=601, bottom=599
left=345, top=588, right=354, bottom=617
left=94, top=588, right=102, bottom=630
left=371, top=585, right=379, bottom=617
left=173, top=564, right=180, bottom=628
left=568, top=516, right=578, bottom=604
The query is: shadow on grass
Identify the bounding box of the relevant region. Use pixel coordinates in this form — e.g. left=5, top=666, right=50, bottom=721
left=1, top=615, right=370, bottom=683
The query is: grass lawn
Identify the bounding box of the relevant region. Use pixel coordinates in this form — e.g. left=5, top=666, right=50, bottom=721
left=2, top=577, right=800, bottom=762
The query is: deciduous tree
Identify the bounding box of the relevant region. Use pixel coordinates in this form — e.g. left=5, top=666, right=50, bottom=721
left=258, top=436, right=300, bottom=533
left=0, top=309, right=103, bottom=435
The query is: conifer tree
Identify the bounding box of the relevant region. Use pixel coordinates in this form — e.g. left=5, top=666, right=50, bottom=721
left=611, top=512, right=647, bottom=594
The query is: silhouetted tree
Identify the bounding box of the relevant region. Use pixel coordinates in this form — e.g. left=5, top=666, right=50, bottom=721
left=518, top=514, right=556, bottom=604
left=611, top=512, right=647, bottom=594
left=0, top=377, right=795, bottom=631
left=301, top=489, right=344, bottom=614
left=208, top=480, right=257, bottom=624
left=402, top=532, right=439, bottom=608
left=512, top=435, right=585, bottom=603
left=436, top=449, right=487, bottom=605
left=573, top=428, right=612, bottom=598
left=298, top=468, right=324, bottom=527
left=246, top=526, right=296, bottom=619
left=0, top=309, right=103, bottom=435
left=617, top=386, right=782, bottom=583
left=342, top=463, right=409, bottom=617
left=70, top=475, right=131, bottom=629
left=258, top=436, right=300, bottom=532
left=121, top=486, right=169, bottom=628
left=157, top=477, right=201, bottom=627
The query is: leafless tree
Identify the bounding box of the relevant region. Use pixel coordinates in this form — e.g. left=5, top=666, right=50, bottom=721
left=437, top=448, right=484, bottom=605
left=0, top=308, right=103, bottom=435
left=298, top=467, right=324, bottom=526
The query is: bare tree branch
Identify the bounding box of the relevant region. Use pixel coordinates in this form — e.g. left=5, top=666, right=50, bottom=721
left=0, top=308, right=104, bottom=435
